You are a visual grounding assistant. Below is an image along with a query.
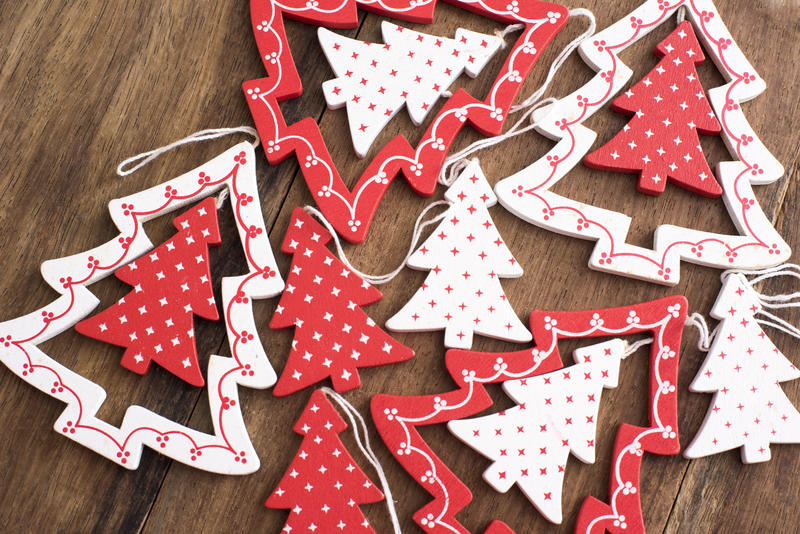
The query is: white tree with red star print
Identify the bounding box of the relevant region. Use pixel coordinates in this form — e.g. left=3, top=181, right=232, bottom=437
left=386, top=160, right=531, bottom=349
left=318, top=21, right=502, bottom=157
left=685, top=273, right=800, bottom=463
left=75, top=198, right=220, bottom=387
left=266, top=390, right=384, bottom=532
left=448, top=339, right=625, bottom=524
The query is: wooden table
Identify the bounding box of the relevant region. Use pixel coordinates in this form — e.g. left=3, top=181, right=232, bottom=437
left=1, top=0, right=798, bottom=532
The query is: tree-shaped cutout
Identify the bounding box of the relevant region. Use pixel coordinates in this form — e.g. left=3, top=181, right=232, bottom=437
left=584, top=21, right=722, bottom=197
left=685, top=273, right=800, bottom=463
left=318, top=21, right=502, bottom=157
left=271, top=207, right=414, bottom=396
left=266, top=389, right=384, bottom=532
left=386, top=160, right=531, bottom=349
left=448, top=339, right=625, bottom=523
left=75, top=198, right=220, bottom=386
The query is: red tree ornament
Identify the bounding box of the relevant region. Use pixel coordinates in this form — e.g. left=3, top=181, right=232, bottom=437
left=266, top=389, right=384, bottom=532
left=584, top=21, right=722, bottom=197
left=75, top=198, right=221, bottom=386
left=271, top=208, right=414, bottom=396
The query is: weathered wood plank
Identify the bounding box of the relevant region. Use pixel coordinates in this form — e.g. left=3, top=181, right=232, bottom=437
left=0, top=0, right=797, bottom=533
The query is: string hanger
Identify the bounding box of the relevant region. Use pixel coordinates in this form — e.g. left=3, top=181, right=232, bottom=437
left=320, top=388, right=402, bottom=534
left=438, top=8, right=597, bottom=187
left=722, top=264, right=800, bottom=340
left=685, top=312, right=718, bottom=352
left=304, top=200, right=452, bottom=286
left=116, top=126, right=260, bottom=176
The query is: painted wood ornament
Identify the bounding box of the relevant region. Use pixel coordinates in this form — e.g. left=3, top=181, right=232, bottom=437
left=245, top=0, right=569, bottom=242
left=685, top=273, right=800, bottom=463
left=584, top=22, right=723, bottom=197
left=495, top=0, right=790, bottom=285
left=75, top=198, right=221, bottom=387
left=0, top=142, right=285, bottom=473
left=319, top=22, right=503, bottom=158
left=448, top=339, right=626, bottom=524
left=266, top=389, right=385, bottom=532
left=372, top=296, right=687, bottom=533
left=270, top=208, right=414, bottom=396
left=385, top=160, right=531, bottom=349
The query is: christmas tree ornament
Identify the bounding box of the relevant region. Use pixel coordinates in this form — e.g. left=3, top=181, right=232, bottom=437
left=386, top=160, right=531, bottom=349
left=270, top=207, right=414, bottom=396
left=266, top=389, right=385, bottom=532
left=318, top=22, right=502, bottom=157
left=685, top=273, right=800, bottom=463
left=245, top=0, right=569, bottom=242
left=448, top=339, right=626, bottom=524
left=482, top=521, right=517, bottom=534
left=373, top=296, right=686, bottom=533
left=0, top=139, right=284, bottom=472
left=584, top=22, right=722, bottom=197
left=75, top=198, right=221, bottom=386
left=495, top=0, right=789, bottom=285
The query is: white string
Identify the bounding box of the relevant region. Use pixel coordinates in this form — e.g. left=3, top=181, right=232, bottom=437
left=676, top=5, right=686, bottom=23
left=685, top=312, right=718, bottom=352
left=438, top=97, right=556, bottom=186
left=622, top=337, right=653, bottom=359
left=215, top=188, right=230, bottom=210
left=303, top=200, right=452, bottom=285
left=437, top=8, right=596, bottom=187
left=722, top=264, right=800, bottom=340
left=320, top=387, right=402, bottom=534
left=116, top=126, right=260, bottom=176
left=509, top=8, right=597, bottom=113
left=494, top=23, right=525, bottom=48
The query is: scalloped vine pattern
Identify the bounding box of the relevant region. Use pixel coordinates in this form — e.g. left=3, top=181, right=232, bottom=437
left=244, top=0, right=568, bottom=243
left=0, top=143, right=285, bottom=473
left=495, top=0, right=789, bottom=285
left=372, top=296, right=687, bottom=533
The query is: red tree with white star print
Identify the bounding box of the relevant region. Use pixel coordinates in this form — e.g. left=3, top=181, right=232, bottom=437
left=270, top=208, right=414, bottom=396
left=266, top=389, right=384, bottom=533
left=685, top=274, right=800, bottom=463
left=385, top=161, right=531, bottom=349
left=448, top=340, right=625, bottom=524
left=584, top=21, right=722, bottom=197
left=318, top=21, right=501, bottom=157
left=75, top=198, right=221, bottom=387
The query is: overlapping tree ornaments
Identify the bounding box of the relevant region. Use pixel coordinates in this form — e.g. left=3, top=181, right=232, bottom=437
left=245, top=0, right=569, bottom=242
left=448, top=339, right=626, bottom=524
left=75, top=198, right=221, bottom=387
left=685, top=273, right=800, bottom=463
left=0, top=141, right=285, bottom=473
left=583, top=23, right=723, bottom=197
left=385, top=161, right=531, bottom=349
left=495, top=2, right=790, bottom=284
left=266, top=390, right=385, bottom=532
left=318, top=22, right=502, bottom=157
left=270, top=208, right=414, bottom=396
left=373, top=296, right=687, bottom=533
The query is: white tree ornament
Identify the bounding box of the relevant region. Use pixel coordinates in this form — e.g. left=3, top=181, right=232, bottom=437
left=494, top=0, right=790, bottom=285
left=448, top=339, right=626, bottom=523
left=685, top=273, right=800, bottom=463
left=385, top=160, right=531, bottom=349
left=319, top=21, right=502, bottom=157
left=0, top=143, right=284, bottom=473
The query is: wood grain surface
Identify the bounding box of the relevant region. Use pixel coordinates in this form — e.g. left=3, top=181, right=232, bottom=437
left=0, top=0, right=798, bottom=532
